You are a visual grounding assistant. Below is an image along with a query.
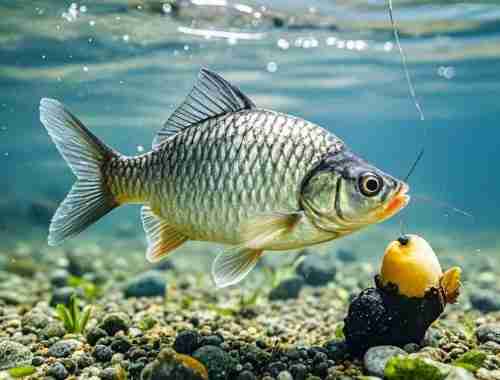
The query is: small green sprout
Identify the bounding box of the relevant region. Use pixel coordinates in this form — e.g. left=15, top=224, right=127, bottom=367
left=138, top=315, right=157, bottom=331
left=8, top=366, right=36, bottom=378
left=68, top=275, right=103, bottom=301
left=452, top=350, right=487, bottom=372
left=56, top=294, right=92, bottom=334
left=385, top=356, right=447, bottom=380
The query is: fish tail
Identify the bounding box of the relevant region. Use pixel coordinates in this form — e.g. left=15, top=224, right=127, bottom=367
left=39, top=98, right=119, bottom=246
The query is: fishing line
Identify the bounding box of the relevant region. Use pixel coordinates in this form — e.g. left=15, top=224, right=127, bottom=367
left=412, top=195, right=474, bottom=219
left=387, top=0, right=426, bottom=236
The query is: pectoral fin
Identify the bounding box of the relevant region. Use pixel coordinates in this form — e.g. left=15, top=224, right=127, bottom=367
left=212, top=211, right=303, bottom=288
left=141, top=206, right=188, bottom=262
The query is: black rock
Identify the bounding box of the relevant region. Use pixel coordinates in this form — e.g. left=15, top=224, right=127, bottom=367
left=100, top=313, right=130, bottom=336
left=268, top=361, right=287, bottom=377
left=174, top=330, right=201, bottom=354
left=476, top=324, right=500, bottom=344
left=47, top=362, right=68, bottom=380
left=269, top=276, right=304, bottom=301
left=100, top=367, right=118, bottom=380
left=50, top=287, right=83, bottom=307
left=66, top=250, right=95, bottom=276
left=343, top=279, right=444, bottom=356
left=48, top=340, right=80, bottom=358
left=470, top=289, right=500, bottom=312
left=141, top=349, right=206, bottom=380
left=237, top=370, right=257, bottom=380
left=324, top=340, right=350, bottom=361
left=296, top=254, right=337, bottom=286
left=87, top=327, right=108, bottom=346
left=110, top=336, right=132, bottom=353
left=199, top=334, right=224, bottom=347
left=336, top=249, right=356, bottom=263
left=32, top=356, right=45, bottom=366
left=94, top=345, right=113, bottom=363
left=193, top=345, right=234, bottom=380
left=76, top=353, right=94, bottom=368
left=50, top=269, right=70, bottom=288
left=289, top=363, right=307, bottom=380
left=124, top=270, right=167, bottom=298
left=42, top=322, right=66, bottom=339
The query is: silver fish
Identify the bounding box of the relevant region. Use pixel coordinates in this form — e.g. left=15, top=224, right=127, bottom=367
left=40, top=68, right=410, bottom=288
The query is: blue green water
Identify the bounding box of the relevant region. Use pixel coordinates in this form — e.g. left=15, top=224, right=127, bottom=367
left=1, top=0, right=499, bottom=256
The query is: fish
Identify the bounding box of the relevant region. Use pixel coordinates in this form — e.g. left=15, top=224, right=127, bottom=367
left=39, top=68, right=410, bottom=288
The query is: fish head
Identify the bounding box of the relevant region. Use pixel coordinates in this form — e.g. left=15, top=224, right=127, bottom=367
left=299, top=150, right=410, bottom=234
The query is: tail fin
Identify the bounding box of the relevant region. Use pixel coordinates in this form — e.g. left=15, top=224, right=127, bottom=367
left=39, top=98, right=118, bottom=246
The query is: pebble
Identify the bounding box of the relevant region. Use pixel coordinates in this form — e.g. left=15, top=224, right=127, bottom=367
left=193, top=345, right=234, bottom=380
left=174, top=330, right=201, bottom=354
left=100, top=312, right=130, bottom=336
left=470, top=289, right=500, bottom=312
left=124, top=270, right=167, bottom=298
left=50, top=286, right=83, bottom=307
left=363, top=346, right=407, bottom=378
left=94, top=344, right=113, bottom=362
left=48, top=339, right=81, bottom=358
left=324, top=340, right=350, bottom=361
left=42, top=321, right=66, bottom=339
left=87, top=326, right=108, bottom=345
left=50, top=268, right=70, bottom=287
left=47, top=362, right=69, bottom=380
left=0, top=340, right=33, bottom=370
left=269, top=276, right=304, bottom=301
left=477, top=324, right=500, bottom=344
left=290, top=363, right=307, bottom=380
left=296, top=254, right=337, bottom=286
left=446, top=367, right=475, bottom=380
left=21, top=310, right=50, bottom=331
left=277, top=371, right=293, bottom=380
left=237, top=370, right=257, bottom=380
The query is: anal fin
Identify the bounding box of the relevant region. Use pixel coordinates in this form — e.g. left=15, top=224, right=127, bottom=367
left=212, top=211, right=303, bottom=288
left=141, top=206, right=188, bottom=263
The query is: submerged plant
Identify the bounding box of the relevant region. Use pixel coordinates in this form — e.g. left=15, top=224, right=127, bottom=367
left=68, top=275, right=103, bottom=301
left=452, top=350, right=487, bottom=373
left=56, top=295, right=92, bottom=334
left=8, top=366, right=36, bottom=378
left=384, top=356, right=447, bottom=380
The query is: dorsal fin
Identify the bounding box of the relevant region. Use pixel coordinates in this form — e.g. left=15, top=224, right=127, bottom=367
left=152, top=68, right=256, bottom=149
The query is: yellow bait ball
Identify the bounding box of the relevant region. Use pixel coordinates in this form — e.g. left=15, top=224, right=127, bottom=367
left=440, top=266, right=462, bottom=304
left=380, top=234, right=443, bottom=298
left=175, top=353, right=209, bottom=380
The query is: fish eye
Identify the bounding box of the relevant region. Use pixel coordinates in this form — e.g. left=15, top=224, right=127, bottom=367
left=359, top=173, right=382, bottom=197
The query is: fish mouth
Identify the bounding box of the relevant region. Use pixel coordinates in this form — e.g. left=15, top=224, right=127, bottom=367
left=375, top=182, right=410, bottom=221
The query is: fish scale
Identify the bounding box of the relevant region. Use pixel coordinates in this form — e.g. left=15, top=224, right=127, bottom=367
left=148, top=109, right=340, bottom=244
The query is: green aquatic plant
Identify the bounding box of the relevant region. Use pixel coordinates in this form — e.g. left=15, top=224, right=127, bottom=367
left=384, top=356, right=447, bottom=380
left=452, top=350, right=487, bottom=372
left=68, top=275, right=103, bottom=301
left=8, top=366, right=36, bottom=378
left=56, top=295, right=92, bottom=334
left=138, top=315, right=157, bottom=332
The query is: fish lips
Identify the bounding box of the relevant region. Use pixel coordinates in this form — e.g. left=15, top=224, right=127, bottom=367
left=375, top=182, right=410, bottom=221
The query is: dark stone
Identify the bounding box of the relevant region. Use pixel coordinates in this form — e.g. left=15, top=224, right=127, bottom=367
left=336, top=249, right=356, bottom=263
left=32, top=356, right=45, bottom=366
left=470, top=289, right=500, bottom=312
left=50, top=269, right=70, bottom=288
left=296, top=254, right=336, bottom=286
left=289, top=363, right=307, bottom=380
left=50, top=287, right=83, bottom=307
left=100, top=313, right=130, bottom=336
left=42, top=322, right=66, bottom=339
left=324, top=340, right=350, bottom=361
left=237, top=370, right=257, bottom=380
left=193, top=345, right=234, bottom=380
left=87, top=327, right=108, bottom=346
left=141, top=349, right=206, bottom=380
left=268, top=361, right=286, bottom=377
left=174, top=330, right=201, bottom=354
left=124, top=270, right=167, bottom=298
left=343, top=277, right=445, bottom=356
left=94, top=345, right=113, bottom=363
left=476, top=324, right=500, bottom=344
left=61, top=358, right=76, bottom=373
left=47, top=362, right=68, bottom=380
left=21, top=311, right=50, bottom=332
left=269, top=276, right=304, bottom=301
left=66, top=250, right=95, bottom=276
left=110, top=336, right=132, bottom=353
left=312, top=361, right=329, bottom=377
left=76, top=353, right=94, bottom=368
left=199, top=334, right=224, bottom=347
left=100, top=367, right=118, bottom=380
left=48, top=340, right=79, bottom=358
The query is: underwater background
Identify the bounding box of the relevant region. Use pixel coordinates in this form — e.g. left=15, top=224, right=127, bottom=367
left=1, top=1, right=500, bottom=379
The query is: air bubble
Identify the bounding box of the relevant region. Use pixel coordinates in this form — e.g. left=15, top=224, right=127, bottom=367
left=83, top=66, right=89, bottom=72
left=266, top=62, right=278, bottom=73
left=383, top=41, right=394, bottom=52
left=123, top=34, right=130, bottom=42
left=162, top=3, right=172, bottom=13
left=277, top=38, right=290, bottom=50
left=137, top=145, right=144, bottom=153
